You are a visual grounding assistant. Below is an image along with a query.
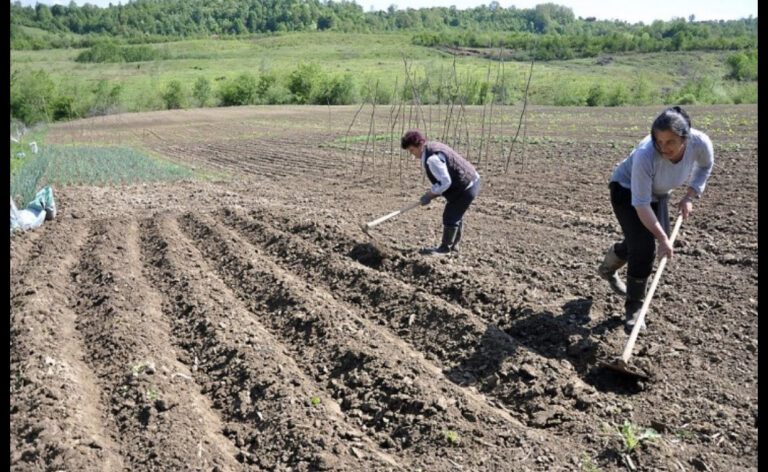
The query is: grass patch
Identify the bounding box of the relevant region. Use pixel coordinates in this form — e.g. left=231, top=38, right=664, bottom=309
left=10, top=32, right=756, bottom=116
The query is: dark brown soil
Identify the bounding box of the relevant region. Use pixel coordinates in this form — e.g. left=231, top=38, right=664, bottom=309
left=11, top=104, right=757, bottom=471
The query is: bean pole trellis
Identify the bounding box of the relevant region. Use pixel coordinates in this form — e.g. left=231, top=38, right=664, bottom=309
left=347, top=48, right=535, bottom=182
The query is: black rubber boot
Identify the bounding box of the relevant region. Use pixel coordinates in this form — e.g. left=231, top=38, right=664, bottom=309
left=598, top=244, right=627, bottom=296
left=624, top=276, right=649, bottom=334
left=449, top=222, right=463, bottom=253
left=421, top=225, right=459, bottom=256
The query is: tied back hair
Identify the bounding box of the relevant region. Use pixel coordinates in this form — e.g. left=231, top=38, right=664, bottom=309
left=651, top=106, right=692, bottom=151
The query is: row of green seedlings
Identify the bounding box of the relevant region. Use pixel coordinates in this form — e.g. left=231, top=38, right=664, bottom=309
left=10, top=145, right=198, bottom=207
left=342, top=48, right=535, bottom=181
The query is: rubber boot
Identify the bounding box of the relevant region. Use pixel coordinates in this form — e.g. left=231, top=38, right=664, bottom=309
left=449, top=222, right=463, bottom=253
left=421, top=225, right=459, bottom=256
left=598, top=244, right=627, bottom=296
left=624, top=276, right=649, bottom=335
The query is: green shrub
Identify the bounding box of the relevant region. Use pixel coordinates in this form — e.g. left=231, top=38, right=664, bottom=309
left=51, top=95, right=77, bottom=121
left=75, top=42, right=161, bottom=63
left=554, top=83, right=586, bottom=106
left=90, top=79, right=123, bottom=116
left=75, top=41, right=124, bottom=63
left=256, top=72, right=278, bottom=102
left=730, top=82, right=757, bottom=104
left=726, top=50, right=758, bottom=81
left=317, top=73, right=359, bottom=105
left=673, top=76, right=730, bottom=105
left=287, top=62, right=360, bottom=104
left=192, top=76, right=212, bottom=107
left=630, top=75, right=653, bottom=105
left=675, top=93, right=697, bottom=105
left=218, top=73, right=259, bottom=106
left=586, top=83, right=606, bottom=106
left=10, top=69, right=56, bottom=125
left=162, top=80, right=185, bottom=109
left=121, top=45, right=161, bottom=62
left=288, top=62, right=324, bottom=104
left=607, top=83, right=630, bottom=106
left=262, top=83, right=292, bottom=104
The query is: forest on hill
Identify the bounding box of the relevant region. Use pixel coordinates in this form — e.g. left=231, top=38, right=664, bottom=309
left=10, top=1, right=757, bottom=126
left=11, top=0, right=757, bottom=59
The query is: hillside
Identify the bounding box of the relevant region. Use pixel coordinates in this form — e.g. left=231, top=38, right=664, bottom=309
left=10, top=31, right=757, bottom=128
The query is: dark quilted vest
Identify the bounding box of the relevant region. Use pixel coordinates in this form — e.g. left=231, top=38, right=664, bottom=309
left=423, top=141, right=478, bottom=199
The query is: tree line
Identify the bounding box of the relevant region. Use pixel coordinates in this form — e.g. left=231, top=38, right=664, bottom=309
left=11, top=0, right=757, bottom=60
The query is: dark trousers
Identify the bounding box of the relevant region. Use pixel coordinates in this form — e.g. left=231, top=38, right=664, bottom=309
left=443, top=177, right=481, bottom=227
left=609, top=181, right=659, bottom=279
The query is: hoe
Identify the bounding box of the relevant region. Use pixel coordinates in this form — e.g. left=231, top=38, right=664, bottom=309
left=360, top=200, right=421, bottom=236
left=601, top=214, right=684, bottom=380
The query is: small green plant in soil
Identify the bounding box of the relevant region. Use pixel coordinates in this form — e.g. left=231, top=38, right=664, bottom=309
left=442, top=429, right=460, bottom=446
left=131, top=363, right=146, bottom=378
left=581, top=453, right=602, bottom=472
left=675, top=429, right=696, bottom=441
left=13, top=369, right=25, bottom=392
left=618, top=419, right=659, bottom=454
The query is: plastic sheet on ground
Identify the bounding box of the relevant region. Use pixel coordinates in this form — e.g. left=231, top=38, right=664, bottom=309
left=11, top=186, right=57, bottom=233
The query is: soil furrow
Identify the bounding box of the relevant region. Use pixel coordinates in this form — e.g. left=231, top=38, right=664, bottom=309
left=216, top=207, right=607, bottom=433
left=24, top=104, right=757, bottom=472
left=10, top=222, right=125, bottom=471
left=70, top=218, right=243, bottom=471
left=139, top=213, right=404, bottom=472
left=177, top=210, right=584, bottom=471
left=10, top=223, right=48, bottom=273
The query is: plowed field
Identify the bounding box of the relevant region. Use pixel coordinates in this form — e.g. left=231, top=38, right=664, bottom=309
left=11, top=105, right=757, bottom=471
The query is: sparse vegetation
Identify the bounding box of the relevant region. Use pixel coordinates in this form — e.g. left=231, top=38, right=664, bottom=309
left=442, top=429, right=460, bottom=445
left=581, top=453, right=602, bottom=472
left=617, top=419, right=660, bottom=455
left=131, top=363, right=147, bottom=378
left=10, top=28, right=757, bottom=127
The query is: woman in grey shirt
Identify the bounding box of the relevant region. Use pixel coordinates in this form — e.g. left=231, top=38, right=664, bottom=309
left=598, top=106, right=714, bottom=334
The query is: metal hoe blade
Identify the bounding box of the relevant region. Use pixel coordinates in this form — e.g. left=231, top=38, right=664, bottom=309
left=599, top=358, right=650, bottom=380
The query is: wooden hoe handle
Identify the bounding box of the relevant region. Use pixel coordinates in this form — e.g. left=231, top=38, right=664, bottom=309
left=621, top=214, right=684, bottom=363
left=364, top=201, right=422, bottom=230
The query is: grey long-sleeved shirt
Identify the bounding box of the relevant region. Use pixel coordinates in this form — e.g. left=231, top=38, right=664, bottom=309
left=610, top=128, right=714, bottom=206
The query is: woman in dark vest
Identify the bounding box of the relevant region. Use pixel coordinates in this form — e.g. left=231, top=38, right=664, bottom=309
left=401, top=130, right=481, bottom=256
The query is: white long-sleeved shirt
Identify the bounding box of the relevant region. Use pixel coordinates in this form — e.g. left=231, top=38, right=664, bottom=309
left=610, top=128, right=714, bottom=206
left=421, top=149, right=452, bottom=195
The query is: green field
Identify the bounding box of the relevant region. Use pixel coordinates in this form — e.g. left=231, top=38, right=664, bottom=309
left=10, top=31, right=756, bottom=116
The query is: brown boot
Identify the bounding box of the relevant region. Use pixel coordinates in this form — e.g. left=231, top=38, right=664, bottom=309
left=598, top=245, right=627, bottom=296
